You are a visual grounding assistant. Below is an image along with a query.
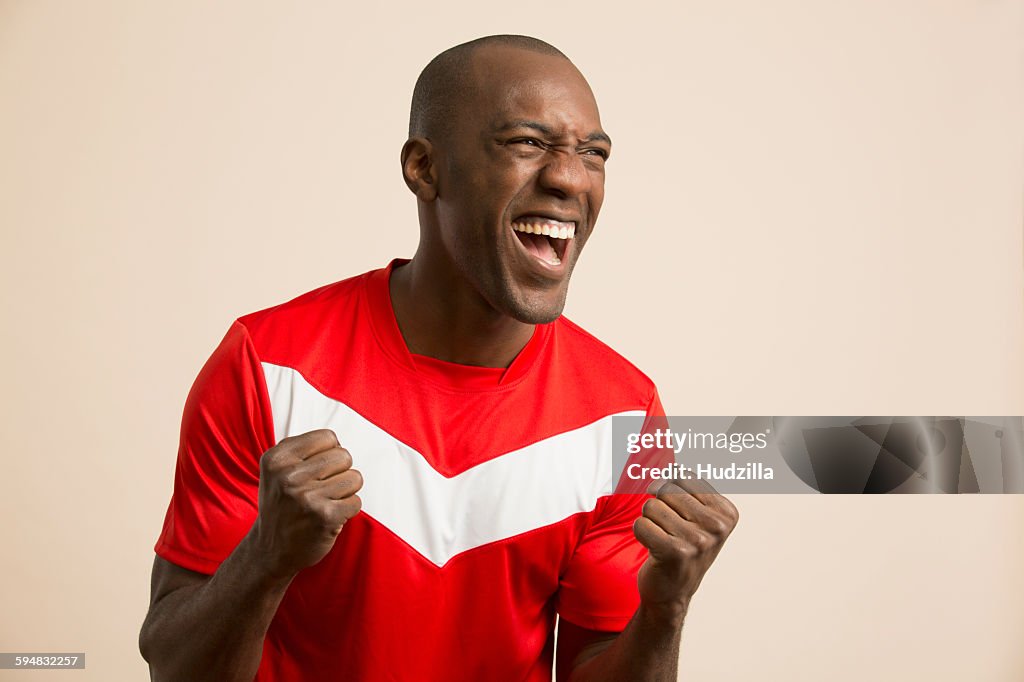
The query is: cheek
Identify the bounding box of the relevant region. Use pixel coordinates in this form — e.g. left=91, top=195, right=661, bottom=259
left=589, top=174, right=606, bottom=215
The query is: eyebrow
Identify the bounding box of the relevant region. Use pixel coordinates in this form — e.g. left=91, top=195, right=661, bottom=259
left=493, top=120, right=612, bottom=146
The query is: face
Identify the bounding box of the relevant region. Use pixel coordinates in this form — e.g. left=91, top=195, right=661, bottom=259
left=429, top=47, right=610, bottom=324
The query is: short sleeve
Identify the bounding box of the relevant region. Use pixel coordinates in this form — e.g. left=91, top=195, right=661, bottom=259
left=154, top=321, right=276, bottom=574
left=556, top=391, right=670, bottom=632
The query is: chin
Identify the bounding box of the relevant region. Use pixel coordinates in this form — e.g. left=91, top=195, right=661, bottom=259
left=503, top=286, right=569, bottom=324
left=511, top=307, right=562, bottom=325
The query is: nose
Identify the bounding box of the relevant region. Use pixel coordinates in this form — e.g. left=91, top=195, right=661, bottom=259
left=537, top=149, right=592, bottom=198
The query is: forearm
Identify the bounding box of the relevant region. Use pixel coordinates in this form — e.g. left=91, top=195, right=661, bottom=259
left=574, top=474, right=739, bottom=681
left=140, top=531, right=295, bottom=682
left=568, top=605, right=684, bottom=682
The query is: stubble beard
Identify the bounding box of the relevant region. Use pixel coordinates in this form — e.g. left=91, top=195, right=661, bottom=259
left=488, top=258, right=576, bottom=325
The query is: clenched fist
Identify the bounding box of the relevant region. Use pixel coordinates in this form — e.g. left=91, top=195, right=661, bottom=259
left=249, top=429, right=363, bottom=580
left=633, top=477, right=738, bottom=624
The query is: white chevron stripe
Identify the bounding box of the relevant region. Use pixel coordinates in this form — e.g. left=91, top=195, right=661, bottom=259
left=262, top=362, right=644, bottom=567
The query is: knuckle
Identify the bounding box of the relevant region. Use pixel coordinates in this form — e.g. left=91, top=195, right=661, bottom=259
left=270, top=438, right=306, bottom=464
left=672, top=541, right=695, bottom=561
left=278, top=467, right=306, bottom=491
left=260, top=448, right=284, bottom=472
left=347, top=468, right=364, bottom=492
left=336, top=448, right=353, bottom=470
left=657, top=482, right=682, bottom=500
left=642, top=499, right=658, bottom=517
left=320, top=510, right=342, bottom=533
left=296, top=489, right=321, bottom=515
left=708, top=517, right=730, bottom=536
left=342, top=496, right=363, bottom=520
left=316, top=428, right=340, bottom=447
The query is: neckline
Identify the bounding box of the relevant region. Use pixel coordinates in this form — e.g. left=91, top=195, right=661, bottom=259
left=363, top=259, right=550, bottom=391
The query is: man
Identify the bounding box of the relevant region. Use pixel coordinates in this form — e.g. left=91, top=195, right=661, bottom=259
left=139, top=35, right=738, bottom=681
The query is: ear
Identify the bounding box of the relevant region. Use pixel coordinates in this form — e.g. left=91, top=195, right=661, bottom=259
left=400, top=137, right=438, bottom=202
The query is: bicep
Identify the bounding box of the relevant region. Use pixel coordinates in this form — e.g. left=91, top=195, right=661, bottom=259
left=148, top=555, right=212, bottom=609
left=555, top=618, right=618, bottom=682
left=140, top=556, right=213, bottom=663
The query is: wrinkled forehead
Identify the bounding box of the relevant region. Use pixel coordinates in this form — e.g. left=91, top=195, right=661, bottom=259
left=464, top=47, right=603, bottom=135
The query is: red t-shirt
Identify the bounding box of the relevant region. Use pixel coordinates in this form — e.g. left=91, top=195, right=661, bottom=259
left=155, top=260, right=664, bottom=681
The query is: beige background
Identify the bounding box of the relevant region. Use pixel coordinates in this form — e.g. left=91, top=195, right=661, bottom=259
left=1, top=1, right=1022, bottom=680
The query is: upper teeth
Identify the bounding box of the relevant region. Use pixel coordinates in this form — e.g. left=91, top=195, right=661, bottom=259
left=512, top=222, right=575, bottom=239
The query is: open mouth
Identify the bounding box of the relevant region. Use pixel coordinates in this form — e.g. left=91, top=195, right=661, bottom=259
left=511, top=217, right=576, bottom=267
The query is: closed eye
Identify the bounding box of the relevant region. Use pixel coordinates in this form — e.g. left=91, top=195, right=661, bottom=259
left=511, top=137, right=546, bottom=148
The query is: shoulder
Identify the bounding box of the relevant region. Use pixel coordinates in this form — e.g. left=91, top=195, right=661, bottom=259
left=236, top=269, right=373, bottom=337
left=230, top=268, right=380, bottom=365
left=549, top=316, right=658, bottom=406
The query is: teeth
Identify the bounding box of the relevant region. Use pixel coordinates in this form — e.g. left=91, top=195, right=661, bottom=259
left=512, top=221, right=576, bottom=239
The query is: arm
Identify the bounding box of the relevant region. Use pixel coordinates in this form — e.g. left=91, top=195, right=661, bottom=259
left=139, top=539, right=293, bottom=682
left=139, top=430, right=363, bottom=682
left=557, top=606, right=680, bottom=682
left=558, top=478, right=739, bottom=681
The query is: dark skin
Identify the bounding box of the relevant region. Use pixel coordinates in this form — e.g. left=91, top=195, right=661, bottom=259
left=140, top=430, right=363, bottom=682
left=139, top=44, right=738, bottom=681
left=392, top=47, right=608, bottom=365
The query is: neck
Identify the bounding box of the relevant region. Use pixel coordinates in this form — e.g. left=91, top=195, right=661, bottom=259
left=389, top=256, right=534, bottom=369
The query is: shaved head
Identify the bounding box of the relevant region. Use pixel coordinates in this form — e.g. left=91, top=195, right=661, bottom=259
left=398, top=34, right=607, bottom=328
left=409, top=35, right=570, bottom=141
